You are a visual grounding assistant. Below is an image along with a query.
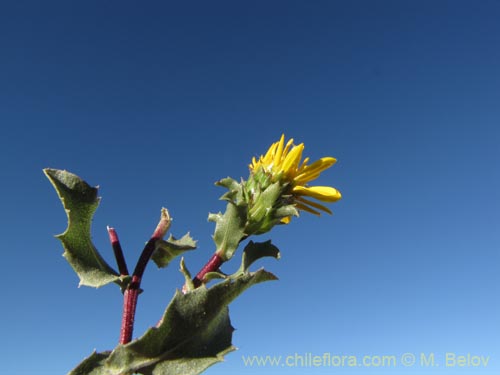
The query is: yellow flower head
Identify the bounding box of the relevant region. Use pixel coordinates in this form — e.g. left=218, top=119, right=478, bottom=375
left=249, top=134, right=341, bottom=220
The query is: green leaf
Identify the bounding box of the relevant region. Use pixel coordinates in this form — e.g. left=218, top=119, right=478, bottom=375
left=67, top=351, right=111, bottom=375
left=210, top=202, right=247, bottom=260
left=234, top=240, right=281, bottom=277
left=44, top=169, right=121, bottom=288
left=215, top=177, right=246, bottom=205
left=203, top=271, right=227, bottom=283
left=207, top=212, right=223, bottom=223
left=147, top=347, right=235, bottom=375
left=152, top=233, right=197, bottom=268
left=70, top=269, right=277, bottom=375
left=275, top=204, right=299, bottom=220
left=179, top=257, right=195, bottom=292
left=215, top=177, right=240, bottom=191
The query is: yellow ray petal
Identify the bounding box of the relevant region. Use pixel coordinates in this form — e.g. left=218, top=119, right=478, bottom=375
left=296, top=196, right=333, bottom=214
left=293, top=171, right=321, bottom=185
left=295, top=157, right=336, bottom=179
left=280, top=216, right=292, bottom=224
left=273, top=134, right=285, bottom=168
left=295, top=202, right=321, bottom=216
left=292, top=185, right=342, bottom=202
left=263, top=142, right=278, bottom=165
left=282, top=143, right=304, bottom=174
left=298, top=156, right=310, bottom=170
left=281, top=138, right=295, bottom=161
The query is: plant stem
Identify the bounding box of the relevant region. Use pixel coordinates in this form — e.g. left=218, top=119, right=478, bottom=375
left=119, top=237, right=157, bottom=344
left=120, top=275, right=140, bottom=344
left=190, top=236, right=248, bottom=288
left=119, top=209, right=171, bottom=345
left=107, top=226, right=129, bottom=276
left=191, top=253, right=225, bottom=288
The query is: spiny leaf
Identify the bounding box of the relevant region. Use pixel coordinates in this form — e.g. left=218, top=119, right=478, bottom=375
left=67, top=351, right=111, bottom=375
left=203, top=271, right=227, bottom=283
left=179, top=257, right=195, bottom=292
left=70, top=269, right=277, bottom=375
left=152, top=233, right=197, bottom=268
left=215, top=177, right=240, bottom=191
left=145, top=347, right=235, bottom=375
left=207, top=212, right=222, bottom=223
left=216, top=177, right=245, bottom=204
left=211, top=202, right=247, bottom=260
left=234, top=240, right=281, bottom=277
left=44, top=169, right=122, bottom=289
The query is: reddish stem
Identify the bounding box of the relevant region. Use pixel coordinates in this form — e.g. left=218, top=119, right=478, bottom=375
left=118, top=209, right=171, bottom=345
left=192, top=253, right=225, bottom=288
left=107, top=226, right=129, bottom=276
left=120, top=275, right=140, bottom=344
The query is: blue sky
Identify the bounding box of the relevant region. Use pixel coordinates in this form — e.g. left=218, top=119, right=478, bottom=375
left=1, top=1, right=499, bottom=374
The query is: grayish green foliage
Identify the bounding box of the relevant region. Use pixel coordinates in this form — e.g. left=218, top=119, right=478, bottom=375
left=44, top=169, right=123, bottom=288
left=208, top=202, right=246, bottom=260
left=45, top=168, right=281, bottom=375
left=152, top=233, right=197, bottom=268
left=235, top=240, right=281, bottom=277
left=68, top=268, right=277, bottom=375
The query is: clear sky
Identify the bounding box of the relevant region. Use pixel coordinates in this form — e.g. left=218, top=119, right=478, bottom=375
left=1, top=1, right=499, bottom=374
